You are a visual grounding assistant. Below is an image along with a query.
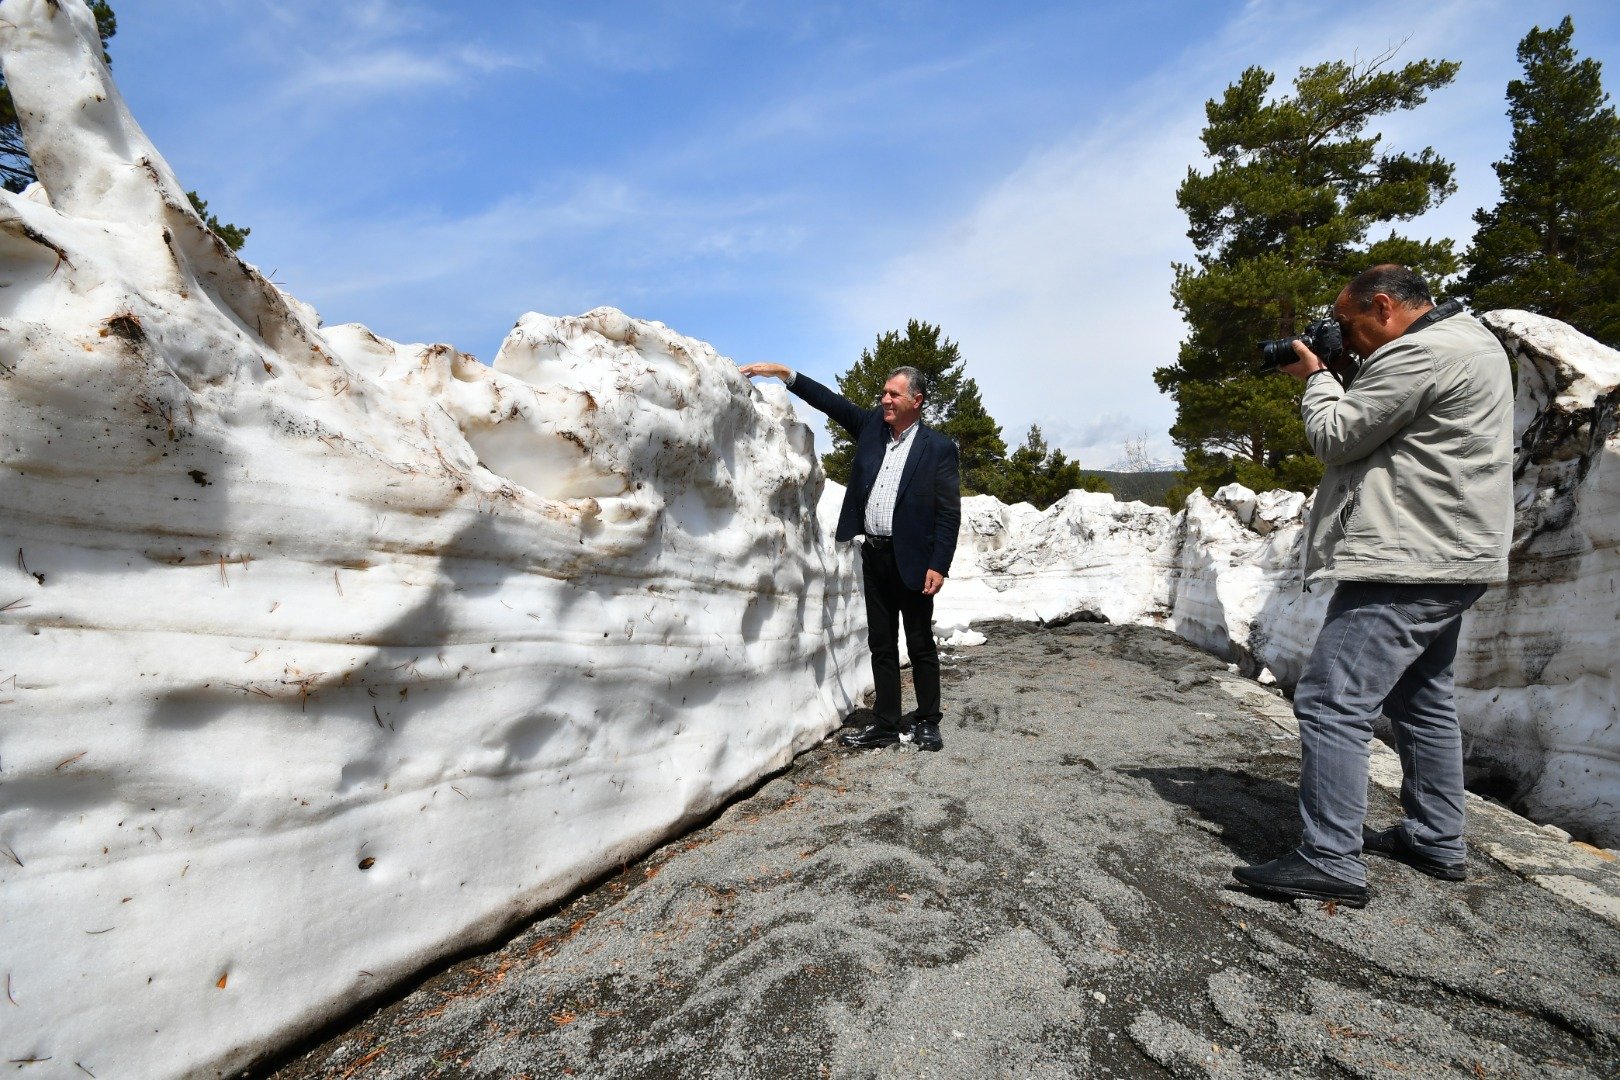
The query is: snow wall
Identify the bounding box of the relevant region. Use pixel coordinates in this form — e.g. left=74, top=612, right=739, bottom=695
left=939, top=313, right=1620, bottom=851
left=0, top=2, right=867, bottom=1076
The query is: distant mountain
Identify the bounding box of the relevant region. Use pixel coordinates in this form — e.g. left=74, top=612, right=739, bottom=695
left=1081, top=469, right=1181, bottom=506
left=1105, top=456, right=1181, bottom=473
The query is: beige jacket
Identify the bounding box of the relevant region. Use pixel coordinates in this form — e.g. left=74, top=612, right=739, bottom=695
left=1300, top=308, right=1515, bottom=585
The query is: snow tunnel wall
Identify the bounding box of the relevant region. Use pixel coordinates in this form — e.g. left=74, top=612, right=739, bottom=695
left=0, top=2, right=868, bottom=1076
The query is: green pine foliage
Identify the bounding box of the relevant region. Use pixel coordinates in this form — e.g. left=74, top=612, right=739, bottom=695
left=1456, top=17, right=1620, bottom=347
left=1, top=3, right=250, bottom=253
left=946, top=377, right=1008, bottom=496
left=1155, top=51, right=1460, bottom=509
left=187, top=191, right=252, bottom=252
left=995, top=424, right=1110, bottom=510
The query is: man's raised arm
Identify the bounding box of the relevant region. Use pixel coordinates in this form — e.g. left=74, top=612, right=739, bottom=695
left=739, top=362, right=867, bottom=437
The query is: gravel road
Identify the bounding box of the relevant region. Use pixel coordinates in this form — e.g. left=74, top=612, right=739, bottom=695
left=259, top=621, right=1620, bottom=1079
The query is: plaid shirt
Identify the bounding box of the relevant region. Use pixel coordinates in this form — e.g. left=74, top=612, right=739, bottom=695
left=863, top=420, right=919, bottom=537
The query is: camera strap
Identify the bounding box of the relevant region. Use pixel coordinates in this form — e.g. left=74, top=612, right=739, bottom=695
left=1401, top=298, right=1464, bottom=338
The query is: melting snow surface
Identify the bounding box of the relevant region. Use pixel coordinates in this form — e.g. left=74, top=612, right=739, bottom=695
left=0, top=2, right=864, bottom=1075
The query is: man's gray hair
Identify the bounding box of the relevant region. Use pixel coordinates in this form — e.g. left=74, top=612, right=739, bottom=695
left=887, top=366, right=927, bottom=401
left=1345, top=264, right=1433, bottom=310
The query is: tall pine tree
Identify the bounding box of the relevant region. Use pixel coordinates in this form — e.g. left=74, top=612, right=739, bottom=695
left=1457, top=17, right=1620, bottom=346
left=944, top=378, right=1007, bottom=496
left=821, top=320, right=1006, bottom=490
left=1155, top=52, right=1459, bottom=507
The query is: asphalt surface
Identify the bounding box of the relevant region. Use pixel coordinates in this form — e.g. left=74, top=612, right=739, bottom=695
left=259, top=621, right=1620, bottom=1079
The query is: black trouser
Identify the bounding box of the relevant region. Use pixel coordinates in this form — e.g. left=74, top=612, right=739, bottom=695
left=860, top=537, right=941, bottom=727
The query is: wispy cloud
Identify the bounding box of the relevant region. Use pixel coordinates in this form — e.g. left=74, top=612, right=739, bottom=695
left=827, top=56, right=1209, bottom=467
left=254, top=170, right=815, bottom=362
left=287, top=46, right=513, bottom=97
left=228, top=0, right=536, bottom=105
left=544, top=18, right=685, bottom=76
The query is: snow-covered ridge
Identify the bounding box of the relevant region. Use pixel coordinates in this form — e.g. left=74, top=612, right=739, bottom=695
left=936, top=312, right=1620, bottom=850
left=0, top=2, right=865, bottom=1077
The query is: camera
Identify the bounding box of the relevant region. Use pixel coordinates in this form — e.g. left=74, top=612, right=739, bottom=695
left=1259, top=318, right=1343, bottom=370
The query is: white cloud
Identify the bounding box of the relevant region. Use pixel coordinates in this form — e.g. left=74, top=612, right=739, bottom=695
left=251, top=170, right=818, bottom=367
left=255, top=1, right=530, bottom=103
left=291, top=47, right=461, bottom=95
left=691, top=223, right=809, bottom=257
left=831, top=75, right=1201, bottom=469
left=283, top=42, right=530, bottom=100
left=264, top=179, right=637, bottom=318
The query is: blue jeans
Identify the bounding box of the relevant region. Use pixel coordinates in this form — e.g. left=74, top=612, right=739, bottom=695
left=1294, top=581, right=1487, bottom=886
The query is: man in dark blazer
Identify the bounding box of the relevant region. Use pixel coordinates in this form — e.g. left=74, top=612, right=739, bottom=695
left=739, top=362, right=961, bottom=751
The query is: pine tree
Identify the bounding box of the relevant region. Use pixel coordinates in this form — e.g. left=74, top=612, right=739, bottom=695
left=187, top=191, right=252, bottom=252
left=994, top=424, right=1109, bottom=510
left=945, top=378, right=1007, bottom=496
left=1154, top=52, right=1460, bottom=508
left=1, top=3, right=251, bottom=253
left=1457, top=17, right=1620, bottom=346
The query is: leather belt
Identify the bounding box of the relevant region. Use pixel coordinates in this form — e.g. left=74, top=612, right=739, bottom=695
left=864, top=535, right=893, bottom=550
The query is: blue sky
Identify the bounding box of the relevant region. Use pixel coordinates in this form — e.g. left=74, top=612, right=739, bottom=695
left=96, top=0, right=1620, bottom=468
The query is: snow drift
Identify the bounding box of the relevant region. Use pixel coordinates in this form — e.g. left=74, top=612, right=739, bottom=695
left=1454, top=313, right=1620, bottom=848
left=0, top=2, right=865, bottom=1076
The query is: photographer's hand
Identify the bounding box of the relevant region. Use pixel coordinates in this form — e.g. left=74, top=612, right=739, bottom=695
left=1279, top=339, right=1327, bottom=382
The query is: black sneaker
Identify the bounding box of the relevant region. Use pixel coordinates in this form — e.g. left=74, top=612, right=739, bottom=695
left=1232, top=851, right=1369, bottom=907
left=839, top=723, right=903, bottom=749
left=1362, top=827, right=1467, bottom=881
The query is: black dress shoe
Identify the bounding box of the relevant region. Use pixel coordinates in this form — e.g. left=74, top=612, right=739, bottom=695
left=1232, top=851, right=1368, bottom=907
left=907, top=721, right=943, bottom=752
left=839, top=723, right=903, bottom=749
left=1362, top=826, right=1467, bottom=881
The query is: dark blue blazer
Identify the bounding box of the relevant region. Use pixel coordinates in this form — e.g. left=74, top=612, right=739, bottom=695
left=790, top=373, right=961, bottom=591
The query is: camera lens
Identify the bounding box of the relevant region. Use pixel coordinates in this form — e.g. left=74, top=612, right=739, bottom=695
left=1258, top=337, right=1299, bottom=368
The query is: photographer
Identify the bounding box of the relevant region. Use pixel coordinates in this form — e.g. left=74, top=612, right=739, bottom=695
left=1232, top=265, right=1515, bottom=908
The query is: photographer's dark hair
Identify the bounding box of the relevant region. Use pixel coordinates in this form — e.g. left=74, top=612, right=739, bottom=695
left=1345, top=264, right=1432, bottom=310
left=887, top=365, right=927, bottom=402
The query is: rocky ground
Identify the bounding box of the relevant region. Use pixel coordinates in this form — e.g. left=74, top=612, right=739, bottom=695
left=256, top=622, right=1620, bottom=1079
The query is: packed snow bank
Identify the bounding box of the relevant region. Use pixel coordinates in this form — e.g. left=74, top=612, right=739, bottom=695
left=936, top=312, right=1620, bottom=847
left=0, top=3, right=865, bottom=1077
left=1455, top=312, right=1620, bottom=846
left=1164, top=485, right=1318, bottom=684
left=946, top=491, right=1177, bottom=626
